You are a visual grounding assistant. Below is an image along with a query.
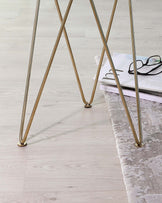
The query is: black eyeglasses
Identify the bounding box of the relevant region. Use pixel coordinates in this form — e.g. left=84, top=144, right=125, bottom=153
left=128, top=55, right=162, bottom=76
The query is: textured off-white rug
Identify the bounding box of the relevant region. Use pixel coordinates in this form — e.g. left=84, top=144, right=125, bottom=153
left=104, top=92, right=162, bottom=203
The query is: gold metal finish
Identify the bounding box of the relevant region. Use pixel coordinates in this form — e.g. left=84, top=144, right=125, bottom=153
left=18, top=0, right=143, bottom=147
left=18, top=0, right=40, bottom=146
left=89, top=0, right=118, bottom=105
left=89, top=0, right=141, bottom=146
left=54, top=0, right=118, bottom=106
left=54, top=0, right=88, bottom=105
left=18, top=0, right=73, bottom=146
left=84, top=103, right=92, bottom=108
left=135, top=142, right=144, bottom=148
left=17, top=142, right=27, bottom=147
left=128, top=0, right=143, bottom=145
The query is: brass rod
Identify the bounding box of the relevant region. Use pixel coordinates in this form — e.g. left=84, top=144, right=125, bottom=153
left=19, top=0, right=41, bottom=145
left=20, top=0, right=73, bottom=144
left=89, top=0, right=140, bottom=145
left=128, top=0, right=143, bottom=145
left=54, top=0, right=88, bottom=105
left=89, top=0, right=118, bottom=104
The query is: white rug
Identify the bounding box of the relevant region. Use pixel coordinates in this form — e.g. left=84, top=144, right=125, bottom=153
left=104, top=92, right=162, bottom=203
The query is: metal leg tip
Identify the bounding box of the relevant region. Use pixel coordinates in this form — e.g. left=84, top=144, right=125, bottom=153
left=135, top=142, right=144, bottom=148
left=17, top=142, right=27, bottom=147
left=84, top=103, right=92, bottom=108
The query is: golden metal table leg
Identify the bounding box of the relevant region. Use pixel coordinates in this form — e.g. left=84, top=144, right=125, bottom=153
left=89, top=0, right=142, bottom=146
left=128, top=0, right=143, bottom=146
left=54, top=0, right=89, bottom=106
left=18, top=0, right=73, bottom=146
left=54, top=0, right=118, bottom=107
left=89, top=0, right=118, bottom=105
left=18, top=0, right=41, bottom=147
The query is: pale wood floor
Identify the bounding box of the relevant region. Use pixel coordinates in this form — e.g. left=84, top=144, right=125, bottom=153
left=1, top=0, right=161, bottom=202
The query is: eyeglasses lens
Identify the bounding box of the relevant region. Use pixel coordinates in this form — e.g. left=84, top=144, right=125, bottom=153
left=130, top=60, right=143, bottom=72
left=147, top=56, right=161, bottom=65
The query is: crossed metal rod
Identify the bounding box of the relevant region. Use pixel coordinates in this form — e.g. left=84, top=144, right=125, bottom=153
left=18, top=0, right=143, bottom=147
